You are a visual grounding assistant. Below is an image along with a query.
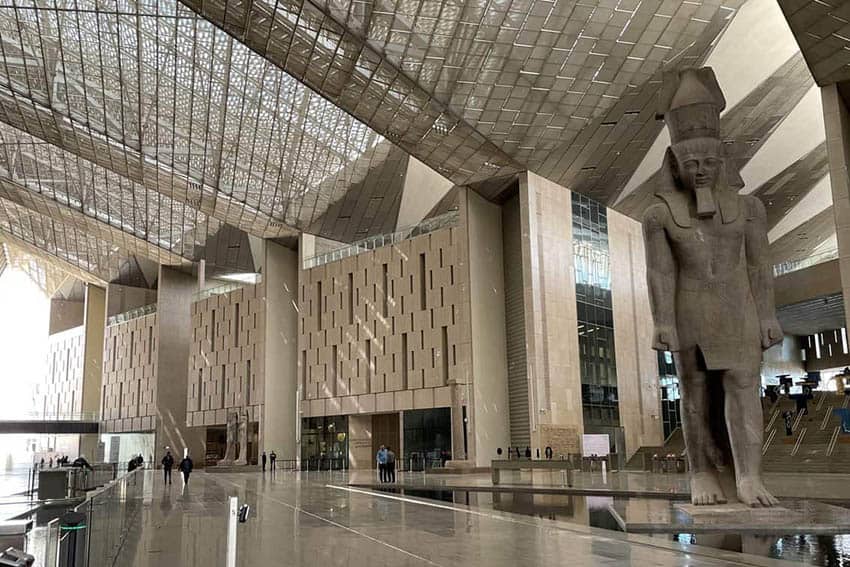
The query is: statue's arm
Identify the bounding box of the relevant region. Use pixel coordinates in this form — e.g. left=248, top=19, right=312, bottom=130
left=744, top=196, right=783, bottom=349
left=643, top=204, right=679, bottom=351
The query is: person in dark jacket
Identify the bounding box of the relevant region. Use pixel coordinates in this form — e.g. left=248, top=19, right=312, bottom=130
left=128, top=458, right=138, bottom=473
left=72, top=456, right=94, bottom=471
left=179, top=454, right=194, bottom=486
left=261, top=451, right=267, bottom=472
left=385, top=447, right=396, bottom=483
left=161, top=451, right=175, bottom=485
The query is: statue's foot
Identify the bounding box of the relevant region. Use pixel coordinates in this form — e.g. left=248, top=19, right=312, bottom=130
left=737, top=476, right=778, bottom=507
left=690, top=471, right=727, bottom=505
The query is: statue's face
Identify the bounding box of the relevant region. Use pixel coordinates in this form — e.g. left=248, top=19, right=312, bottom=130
left=671, top=141, right=722, bottom=194
left=676, top=154, right=721, bottom=193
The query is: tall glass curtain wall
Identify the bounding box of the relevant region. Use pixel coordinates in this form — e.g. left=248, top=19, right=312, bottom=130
left=572, top=193, right=620, bottom=428
left=658, top=350, right=682, bottom=439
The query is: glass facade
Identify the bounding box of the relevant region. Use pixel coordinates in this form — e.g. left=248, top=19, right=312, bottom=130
left=300, top=416, right=349, bottom=470
left=571, top=193, right=620, bottom=429
left=403, top=408, right=452, bottom=470
left=658, top=351, right=682, bottom=439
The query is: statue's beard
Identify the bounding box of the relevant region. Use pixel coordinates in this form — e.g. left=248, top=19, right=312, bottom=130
left=694, top=185, right=717, bottom=218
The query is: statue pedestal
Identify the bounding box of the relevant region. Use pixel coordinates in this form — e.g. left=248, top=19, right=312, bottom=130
left=609, top=499, right=850, bottom=534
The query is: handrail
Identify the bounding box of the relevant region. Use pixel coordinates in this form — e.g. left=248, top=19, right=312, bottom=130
left=192, top=279, right=257, bottom=302
left=816, top=391, right=826, bottom=412
left=773, top=248, right=838, bottom=276
left=303, top=209, right=460, bottom=270
left=821, top=407, right=834, bottom=430
left=791, top=427, right=807, bottom=456
left=107, top=303, right=156, bottom=326
left=827, top=426, right=841, bottom=457
left=792, top=410, right=805, bottom=432
left=761, top=428, right=777, bottom=456
left=765, top=408, right=780, bottom=433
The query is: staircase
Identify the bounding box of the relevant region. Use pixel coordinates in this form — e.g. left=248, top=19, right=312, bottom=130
left=627, top=392, right=850, bottom=473
left=762, top=391, right=850, bottom=473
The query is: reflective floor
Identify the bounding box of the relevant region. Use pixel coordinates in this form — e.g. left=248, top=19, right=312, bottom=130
left=118, top=471, right=798, bottom=566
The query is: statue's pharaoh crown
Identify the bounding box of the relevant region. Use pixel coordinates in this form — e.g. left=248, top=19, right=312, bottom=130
left=658, top=68, right=726, bottom=144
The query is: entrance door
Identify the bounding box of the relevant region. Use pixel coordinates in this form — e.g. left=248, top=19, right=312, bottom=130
left=371, top=413, right=400, bottom=468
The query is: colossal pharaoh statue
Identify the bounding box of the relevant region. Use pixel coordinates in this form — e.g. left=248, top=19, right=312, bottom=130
left=643, top=67, right=783, bottom=507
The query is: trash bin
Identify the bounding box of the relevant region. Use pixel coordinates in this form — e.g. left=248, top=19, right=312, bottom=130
left=0, top=548, right=35, bottom=567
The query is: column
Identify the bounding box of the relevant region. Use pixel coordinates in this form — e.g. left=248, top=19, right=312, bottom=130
left=608, top=209, right=664, bottom=458
left=262, top=240, right=300, bottom=460
left=822, top=84, right=850, bottom=327
left=519, top=172, right=584, bottom=455
left=155, top=266, right=204, bottom=461
left=464, top=189, right=510, bottom=466
left=79, top=284, right=105, bottom=459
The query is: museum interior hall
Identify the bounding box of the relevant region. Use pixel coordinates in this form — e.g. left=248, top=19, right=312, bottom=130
left=2, top=0, right=850, bottom=565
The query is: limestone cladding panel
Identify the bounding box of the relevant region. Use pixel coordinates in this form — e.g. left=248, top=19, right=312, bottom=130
left=44, top=326, right=85, bottom=418
left=608, top=209, right=664, bottom=457
left=100, top=313, right=158, bottom=433
left=187, top=283, right=265, bottom=427
left=519, top=172, right=584, bottom=448
left=299, top=227, right=470, bottom=417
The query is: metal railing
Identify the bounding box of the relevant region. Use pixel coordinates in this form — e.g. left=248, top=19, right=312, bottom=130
left=303, top=210, right=459, bottom=270
left=106, top=303, right=156, bottom=326
left=193, top=280, right=251, bottom=302
left=791, top=427, right=807, bottom=456
left=828, top=426, right=841, bottom=457
left=762, top=428, right=777, bottom=456
left=773, top=248, right=838, bottom=277
left=821, top=407, right=834, bottom=430
left=43, top=467, right=145, bottom=567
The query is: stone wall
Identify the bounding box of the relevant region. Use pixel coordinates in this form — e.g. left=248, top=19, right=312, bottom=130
left=187, top=283, right=265, bottom=427
left=100, top=313, right=158, bottom=432
left=299, top=226, right=471, bottom=418
left=43, top=326, right=84, bottom=417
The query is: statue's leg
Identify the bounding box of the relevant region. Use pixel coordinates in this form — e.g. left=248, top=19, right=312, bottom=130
left=675, top=349, right=727, bottom=505
left=722, top=367, right=778, bottom=507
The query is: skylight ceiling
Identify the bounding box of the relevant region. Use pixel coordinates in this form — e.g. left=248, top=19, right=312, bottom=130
left=0, top=0, right=396, bottom=246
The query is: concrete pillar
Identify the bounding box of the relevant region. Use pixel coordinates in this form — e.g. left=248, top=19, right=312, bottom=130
left=464, top=189, right=510, bottom=467
left=608, top=209, right=664, bottom=457
left=262, top=240, right=300, bottom=460
left=821, top=84, right=850, bottom=327
left=79, top=284, right=105, bottom=458
left=348, top=414, right=373, bottom=470
left=518, top=172, right=584, bottom=455
left=155, top=266, right=204, bottom=462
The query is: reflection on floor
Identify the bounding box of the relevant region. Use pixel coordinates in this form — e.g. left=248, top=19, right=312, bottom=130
left=118, top=471, right=796, bottom=566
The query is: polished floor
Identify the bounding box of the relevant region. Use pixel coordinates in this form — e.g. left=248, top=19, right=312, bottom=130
left=116, top=470, right=800, bottom=566
left=346, top=469, right=850, bottom=502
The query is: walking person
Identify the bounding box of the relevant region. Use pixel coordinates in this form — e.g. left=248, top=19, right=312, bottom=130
left=376, top=445, right=388, bottom=483
left=386, top=446, right=396, bottom=483
left=161, top=450, right=174, bottom=485
left=261, top=451, right=267, bottom=472
left=269, top=451, right=277, bottom=472
left=179, top=453, right=194, bottom=486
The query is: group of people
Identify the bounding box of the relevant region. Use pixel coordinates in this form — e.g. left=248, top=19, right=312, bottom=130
left=260, top=451, right=277, bottom=471
left=376, top=445, right=396, bottom=483
left=126, top=455, right=145, bottom=472
left=160, top=450, right=194, bottom=486
left=37, top=455, right=73, bottom=468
